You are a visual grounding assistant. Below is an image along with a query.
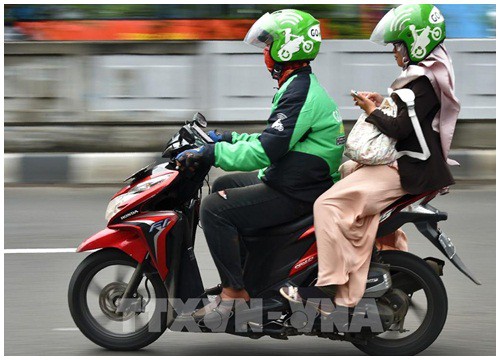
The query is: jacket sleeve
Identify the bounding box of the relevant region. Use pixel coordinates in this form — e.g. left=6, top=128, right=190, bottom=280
left=364, top=99, right=413, bottom=140
left=365, top=76, right=439, bottom=140
left=214, top=76, right=311, bottom=171
left=214, top=140, right=271, bottom=171
left=231, top=131, right=261, bottom=143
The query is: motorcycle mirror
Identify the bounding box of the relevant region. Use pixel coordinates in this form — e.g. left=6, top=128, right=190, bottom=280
left=192, top=112, right=207, bottom=128
left=179, top=127, right=196, bottom=144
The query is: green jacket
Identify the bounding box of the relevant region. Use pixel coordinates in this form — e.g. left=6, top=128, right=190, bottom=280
left=214, top=66, right=345, bottom=203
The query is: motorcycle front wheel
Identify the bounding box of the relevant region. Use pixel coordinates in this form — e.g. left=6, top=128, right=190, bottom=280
left=353, top=251, right=448, bottom=356
left=68, top=249, right=168, bottom=350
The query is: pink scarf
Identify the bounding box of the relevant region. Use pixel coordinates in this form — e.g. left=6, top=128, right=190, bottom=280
left=391, top=44, right=461, bottom=166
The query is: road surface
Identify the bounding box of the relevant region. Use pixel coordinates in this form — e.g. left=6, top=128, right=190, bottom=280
left=4, top=185, right=495, bottom=355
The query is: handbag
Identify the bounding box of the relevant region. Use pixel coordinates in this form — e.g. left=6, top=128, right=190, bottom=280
left=344, top=89, right=430, bottom=165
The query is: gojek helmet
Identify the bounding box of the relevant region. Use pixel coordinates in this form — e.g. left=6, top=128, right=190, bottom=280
left=370, top=4, right=446, bottom=62
left=244, top=9, right=322, bottom=63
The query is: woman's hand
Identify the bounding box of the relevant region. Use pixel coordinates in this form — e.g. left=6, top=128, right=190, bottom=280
left=359, top=91, right=384, bottom=107
left=352, top=93, right=377, bottom=115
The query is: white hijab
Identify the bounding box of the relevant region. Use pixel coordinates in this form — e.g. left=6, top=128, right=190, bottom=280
left=391, top=43, right=461, bottom=166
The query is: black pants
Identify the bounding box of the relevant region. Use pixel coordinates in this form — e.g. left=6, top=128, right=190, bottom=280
left=200, top=172, right=312, bottom=290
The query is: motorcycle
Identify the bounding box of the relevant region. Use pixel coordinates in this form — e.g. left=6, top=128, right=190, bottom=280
left=68, top=112, right=480, bottom=355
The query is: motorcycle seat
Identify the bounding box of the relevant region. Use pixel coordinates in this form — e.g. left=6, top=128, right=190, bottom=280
left=240, top=213, right=314, bottom=238
left=377, top=190, right=445, bottom=238
left=241, top=191, right=440, bottom=239
left=381, top=190, right=438, bottom=214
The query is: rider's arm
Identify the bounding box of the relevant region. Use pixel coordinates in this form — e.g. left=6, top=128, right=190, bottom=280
left=214, top=75, right=312, bottom=171
left=365, top=99, right=413, bottom=140
left=365, top=76, right=439, bottom=140
left=213, top=140, right=271, bottom=171
left=230, top=132, right=261, bottom=143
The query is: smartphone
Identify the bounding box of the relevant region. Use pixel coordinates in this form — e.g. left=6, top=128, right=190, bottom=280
left=350, top=89, right=362, bottom=99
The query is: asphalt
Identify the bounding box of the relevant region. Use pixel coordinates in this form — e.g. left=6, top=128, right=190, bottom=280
left=4, top=185, right=496, bottom=356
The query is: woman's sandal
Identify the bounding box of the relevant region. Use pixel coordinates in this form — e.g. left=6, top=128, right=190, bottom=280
left=280, top=285, right=337, bottom=316
left=192, top=295, right=221, bottom=321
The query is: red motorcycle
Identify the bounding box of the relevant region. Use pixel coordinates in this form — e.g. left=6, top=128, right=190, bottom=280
left=68, top=113, right=480, bottom=355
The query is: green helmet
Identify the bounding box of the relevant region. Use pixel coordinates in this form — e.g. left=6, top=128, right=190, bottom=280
left=244, top=9, right=322, bottom=62
left=370, top=4, right=446, bottom=62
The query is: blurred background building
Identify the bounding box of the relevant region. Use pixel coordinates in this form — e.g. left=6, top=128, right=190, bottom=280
left=4, top=4, right=496, bottom=40
left=3, top=4, right=496, bottom=184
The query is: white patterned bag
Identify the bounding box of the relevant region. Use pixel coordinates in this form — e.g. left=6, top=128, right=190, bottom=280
left=344, top=89, right=430, bottom=165
left=344, top=98, right=398, bottom=165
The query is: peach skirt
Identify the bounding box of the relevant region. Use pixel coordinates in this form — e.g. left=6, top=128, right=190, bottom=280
left=314, top=162, right=407, bottom=307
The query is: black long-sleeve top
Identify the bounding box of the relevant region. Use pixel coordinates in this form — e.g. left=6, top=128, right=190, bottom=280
left=365, top=75, right=455, bottom=194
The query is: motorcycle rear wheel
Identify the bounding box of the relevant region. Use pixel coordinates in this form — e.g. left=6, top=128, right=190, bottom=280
left=353, top=251, right=448, bottom=356
left=68, top=249, right=168, bottom=350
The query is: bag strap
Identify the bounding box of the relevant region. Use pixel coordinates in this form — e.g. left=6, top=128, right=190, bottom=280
left=390, top=88, right=431, bottom=161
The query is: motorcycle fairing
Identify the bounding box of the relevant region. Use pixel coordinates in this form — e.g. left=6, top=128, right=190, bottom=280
left=78, top=211, right=179, bottom=281
left=77, top=227, right=148, bottom=263
left=110, top=211, right=179, bottom=281
left=289, top=242, right=317, bottom=277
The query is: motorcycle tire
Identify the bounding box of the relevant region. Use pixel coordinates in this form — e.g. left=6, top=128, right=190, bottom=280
left=68, top=248, right=168, bottom=351
left=353, top=250, right=448, bottom=356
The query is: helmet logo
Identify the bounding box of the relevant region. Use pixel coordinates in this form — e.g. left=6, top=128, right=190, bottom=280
left=277, top=12, right=303, bottom=26
left=308, top=25, right=322, bottom=41
left=429, top=7, right=444, bottom=24
left=271, top=119, right=285, bottom=132
left=390, top=9, right=413, bottom=31
left=409, top=25, right=443, bottom=60
left=278, top=28, right=314, bottom=61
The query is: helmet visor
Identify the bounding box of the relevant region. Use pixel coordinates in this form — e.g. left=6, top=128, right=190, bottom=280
left=244, top=12, right=278, bottom=49
left=370, top=8, right=397, bottom=45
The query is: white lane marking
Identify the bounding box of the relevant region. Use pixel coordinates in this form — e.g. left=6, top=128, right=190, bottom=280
left=4, top=248, right=77, bottom=254
left=52, top=328, right=79, bottom=331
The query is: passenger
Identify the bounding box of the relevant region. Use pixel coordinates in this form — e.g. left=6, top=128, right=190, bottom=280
left=281, top=4, right=459, bottom=308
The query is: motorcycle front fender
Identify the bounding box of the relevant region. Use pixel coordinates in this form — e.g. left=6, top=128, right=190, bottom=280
left=77, top=228, right=148, bottom=264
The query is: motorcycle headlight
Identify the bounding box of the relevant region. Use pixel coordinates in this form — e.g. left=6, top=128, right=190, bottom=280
left=105, top=193, right=137, bottom=222
left=105, top=173, right=172, bottom=221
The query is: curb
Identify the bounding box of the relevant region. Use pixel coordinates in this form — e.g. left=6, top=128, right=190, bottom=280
left=4, top=150, right=496, bottom=185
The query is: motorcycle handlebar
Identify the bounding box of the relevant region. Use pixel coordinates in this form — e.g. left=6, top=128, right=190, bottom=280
left=190, top=123, right=214, bottom=144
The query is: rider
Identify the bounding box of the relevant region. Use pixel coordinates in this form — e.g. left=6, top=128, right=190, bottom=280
left=175, top=9, right=345, bottom=319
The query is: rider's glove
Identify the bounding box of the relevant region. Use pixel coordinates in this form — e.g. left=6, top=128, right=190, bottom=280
left=175, top=145, right=215, bottom=171
left=208, top=130, right=232, bottom=143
